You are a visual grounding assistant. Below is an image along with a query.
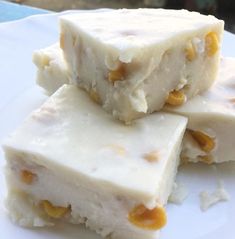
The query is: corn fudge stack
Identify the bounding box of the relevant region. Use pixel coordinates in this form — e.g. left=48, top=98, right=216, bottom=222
left=33, top=45, right=235, bottom=165
left=4, top=7, right=231, bottom=239
left=59, top=9, right=223, bottom=122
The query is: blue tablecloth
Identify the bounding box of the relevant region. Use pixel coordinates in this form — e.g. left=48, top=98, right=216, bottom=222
left=0, top=0, right=51, bottom=22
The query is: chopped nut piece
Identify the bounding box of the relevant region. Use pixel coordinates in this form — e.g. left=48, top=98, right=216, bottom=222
left=60, top=33, right=65, bottom=49
left=128, top=204, right=167, bottom=230
left=143, top=150, right=159, bottom=162
left=205, top=32, right=219, bottom=57
left=20, top=170, right=36, bottom=185
left=185, top=41, right=196, bottom=61
left=166, top=90, right=186, bottom=106
left=199, top=155, right=213, bottom=164
left=189, top=130, right=215, bottom=153
left=108, top=64, right=126, bottom=83
left=41, top=200, right=70, bottom=219
left=89, top=89, right=101, bottom=104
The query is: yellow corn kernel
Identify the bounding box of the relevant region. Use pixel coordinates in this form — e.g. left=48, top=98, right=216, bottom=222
left=205, top=32, right=219, bottom=57
left=41, top=200, right=70, bottom=219
left=185, top=42, right=196, bottom=61
left=60, top=33, right=65, bottom=49
left=20, top=170, right=36, bottom=185
left=199, top=155, right=213, bottom=164
left=166, top=90, right=186, bottom=106
left=128, top=204, right=167, bottom=230
left=143, top=150, right=159, bottom=162
left=189, top=130, right=215, bottom=153
left=108, top=64, right=126, bottom=83
left=89, top=89, right=101, bottom=104
left=41, top=55, right=50, bottom=66
left=107, top=144, right=126, bottom=156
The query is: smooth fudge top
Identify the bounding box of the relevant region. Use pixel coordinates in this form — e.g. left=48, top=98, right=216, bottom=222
left=4, top=85, right=187, bottom=204
left=60, top=8, right=223, bottom=54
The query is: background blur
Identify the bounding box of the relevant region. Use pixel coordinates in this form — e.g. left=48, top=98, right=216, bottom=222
left=8, top=0, right=235, bottom=33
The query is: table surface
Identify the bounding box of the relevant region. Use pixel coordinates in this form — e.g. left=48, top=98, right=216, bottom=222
left=0, top=0, right=50, bottom=22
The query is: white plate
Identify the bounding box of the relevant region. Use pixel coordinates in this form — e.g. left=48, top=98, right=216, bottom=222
left=0, top=11, right=235, bottom=239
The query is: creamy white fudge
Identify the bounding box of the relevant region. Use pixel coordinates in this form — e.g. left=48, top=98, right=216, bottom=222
left=165, top=57, right=235, bottom=164
left=32, top=42, right=235, bottom=164
left=60, top=8, right=224, bottom=122
left=33, top=43, right=70, bottom=95
left=3, top=85, right=187, bottom=239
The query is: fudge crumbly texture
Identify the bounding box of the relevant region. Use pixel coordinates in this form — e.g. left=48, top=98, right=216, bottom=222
left=200, top=180, right=230, bottom=211
left=3, top=85, right=187, bottom=239
left=60, top=8, right=224, bottom=122
left=165, top=57, right=235, bottom=164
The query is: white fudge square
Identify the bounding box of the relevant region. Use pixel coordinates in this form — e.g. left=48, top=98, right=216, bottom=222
left=3, top=85, right=187, bottom=239
left=165, top=57, right=235, bottom=164
left=60, top=8, right=224, bottom=122
left=33, top=43, right=70, bottom=95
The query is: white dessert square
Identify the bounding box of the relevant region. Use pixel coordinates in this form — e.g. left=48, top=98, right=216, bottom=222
left=165, top=57, right=235, bottom=164
left=60, top=8, right=224, bottom=122
left=33, top=43, right=70, bottom=95
left=3, top=85, right=187, bottom=239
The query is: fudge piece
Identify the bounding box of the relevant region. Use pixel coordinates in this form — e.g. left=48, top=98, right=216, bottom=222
left=60, top=8, right=224, bottom=122
left=3, top=85, right=187, bottom=239
left=33, top=43, right=70, bottom=95
left=165, top=57, right=235, bottom=164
